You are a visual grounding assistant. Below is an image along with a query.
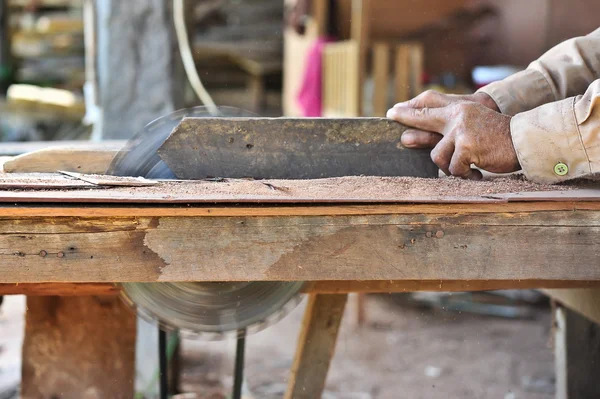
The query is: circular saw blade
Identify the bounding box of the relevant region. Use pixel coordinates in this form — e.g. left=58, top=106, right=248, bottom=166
left=108, top=106, right=304, bottom=338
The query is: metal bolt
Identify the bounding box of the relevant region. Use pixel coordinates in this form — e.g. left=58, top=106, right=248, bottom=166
left=435, top=230, right=444, bottom=238
left=57, top=252, right=65, bottom=258
left=39, top=250, right=47, bottom=257
left=425, top=232, right=432, bottom=238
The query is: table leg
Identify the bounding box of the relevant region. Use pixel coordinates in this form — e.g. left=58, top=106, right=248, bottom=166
left=21, top=296, right=136, bottom=399
left=554, top=303, right=600, bottom=399
left=285, top=293, right=348, bottom=399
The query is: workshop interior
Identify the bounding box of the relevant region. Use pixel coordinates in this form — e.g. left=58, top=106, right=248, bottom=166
left=0, top=1, right=599, bottom=399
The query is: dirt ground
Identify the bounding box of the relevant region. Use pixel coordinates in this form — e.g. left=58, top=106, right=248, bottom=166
left=179, top=294, right=555, bottom=399
left=0, top=294, right=555, bottom=399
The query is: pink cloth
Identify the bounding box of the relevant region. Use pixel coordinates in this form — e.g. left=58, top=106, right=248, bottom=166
left=297, top=38, right=333, bottom=117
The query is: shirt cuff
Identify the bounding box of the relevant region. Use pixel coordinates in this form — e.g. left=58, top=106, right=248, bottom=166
left=510, top=97, right=592, bottom=183
left=477, top=69, right=556, bottom=116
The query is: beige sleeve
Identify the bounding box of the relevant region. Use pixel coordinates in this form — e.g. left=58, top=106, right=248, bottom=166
left=477, top=28, right=600, bottom=116
left=510, top=79, right=600, bottom=183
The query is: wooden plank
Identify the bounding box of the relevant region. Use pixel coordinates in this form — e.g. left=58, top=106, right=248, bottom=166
left=0, top=202, right=598, bottom=217
left=313, top=0, right=329, bottom=37
left=544, top=288, right=600, bottom=325
left=394, top=44, right=411, bottom=103
left=158, top=117, right=437, bottom=179
left=4, top=280, right=600, bottom=297
left=285, top=294, right=347, bottom=399
left=0, top=140, right=125, bottom=156
left=372, top=42, right=390, bottom=116
left=0, top=283, right=121, bottom=296
left=409, top=42, right=424, bottom=97
left=351, top=0, right=370, bottom=116
left=305, top=280, right=600, bottom=294
left=21, top=296, right=136, bottom=399
left=554, top=304, right=600, bottom=399
left=3, top=148, right=118, bottom=174
left=0, top=173, right=93, bottom=189
left=0, top=209, right=599, bottom=283
left=58, top=171, right=158, bottom=186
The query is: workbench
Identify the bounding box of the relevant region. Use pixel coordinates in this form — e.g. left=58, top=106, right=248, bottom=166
left=0, top=175, right=599, bottom=398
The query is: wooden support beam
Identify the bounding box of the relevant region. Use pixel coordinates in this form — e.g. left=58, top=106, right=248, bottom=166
left=285, top=294, right=347, bottom=399
left=544, top=288, right=600, bottom=325
left=21, top=296, right=136, bottom=399
left=554, top=304, right=600, bottom=399
left=373, top=42, right=390, bottom=116
left=1, top=280, right=600, bottom=297
left=0, top=206, right=598, bottom=283
left=394, top=44, right=411, bottom=103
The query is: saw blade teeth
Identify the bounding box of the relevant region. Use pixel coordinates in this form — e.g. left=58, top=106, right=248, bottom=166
left=120, top=281, right=305, bottom=341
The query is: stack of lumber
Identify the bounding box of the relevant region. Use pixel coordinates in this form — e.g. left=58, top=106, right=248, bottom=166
left=9, top=0, right=84, bottom=89
left=0, top=0, right=86, bottom=142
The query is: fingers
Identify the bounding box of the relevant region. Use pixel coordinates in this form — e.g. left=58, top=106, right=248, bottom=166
left=393, top=90, right=452, bottom=109
left=387, top=106, right=449, bottom=133
left=400, top=129, right=443, bottom=148
left=448, top=149, right=483, bottom=180
left=430, top=138, right=455, bottom=176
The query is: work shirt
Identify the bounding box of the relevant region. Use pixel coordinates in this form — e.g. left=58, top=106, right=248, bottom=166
left=478, top=28, right=600, bottom=183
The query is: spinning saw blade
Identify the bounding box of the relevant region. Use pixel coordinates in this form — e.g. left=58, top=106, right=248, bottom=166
left=108, top=106, right=304, bottom=339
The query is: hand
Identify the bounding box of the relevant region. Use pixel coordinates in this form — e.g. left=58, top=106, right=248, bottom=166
left=387, top=91, right=520, bottom=180
left=390, top=91, right=500, bottom=149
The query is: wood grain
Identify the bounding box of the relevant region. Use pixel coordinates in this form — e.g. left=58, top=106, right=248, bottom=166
left=285, top=294, right=347, bottom=399
left=0, top=209, right=598, bottom=283
left=4, top=280, right=599, bottom=297
left=21, top=296, right=136, bottom=399
left=0, top=202, right=598, bottom=217
left=3, top=148, right=117, bottom=174
left=160, top=117, right=437, bottom=179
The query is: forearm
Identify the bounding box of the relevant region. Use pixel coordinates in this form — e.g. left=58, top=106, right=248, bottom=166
left=478, top=28, right=600, bottom=116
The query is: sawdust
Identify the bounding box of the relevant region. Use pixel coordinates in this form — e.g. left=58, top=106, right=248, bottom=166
left=118, top=174, right=568, bottom=200
left=0, top=173, right=586, bottom=203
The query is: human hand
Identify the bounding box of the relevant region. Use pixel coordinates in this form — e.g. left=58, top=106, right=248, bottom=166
left=389, top=91, right=499, bottom=149
left=387, top=91, right=519, bottom=180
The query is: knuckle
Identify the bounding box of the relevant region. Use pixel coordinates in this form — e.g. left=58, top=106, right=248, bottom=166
left=421, top=90, right=437, bottom=101
left=430, top=150, right=445, bottom=166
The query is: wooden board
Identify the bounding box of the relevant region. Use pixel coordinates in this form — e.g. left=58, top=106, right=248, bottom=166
left=0, top=140, right=125, bottom=156
left=285, top=294, right=347, bottom=399
left=544, top=288, right=600, bottom=325
left=373, top=42, right=391, bottom=116
left=554, top=304, right=600, bottom=399
left=59, top=170, right=159, bottom=186
left=0, top=173, right=93, bottom=189
left=0, top=205, right=599, bottom=283
left=3, top=148, right=118, bottom=174
left=158, top=117, right=438, bottom=179
left=21, top=296, right=136, bottom=399
left=0, top=174, right=593, bottom=204
left=3, top=280, right=600, bottom=297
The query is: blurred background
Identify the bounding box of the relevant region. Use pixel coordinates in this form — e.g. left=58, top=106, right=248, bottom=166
left=0, top=0, right=598, bottom=145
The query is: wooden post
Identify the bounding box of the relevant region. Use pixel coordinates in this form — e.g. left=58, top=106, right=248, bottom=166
left=285, top=294, right=348, bottom=399
left=554, top=303, right=600, bottom=399
left=21, top=296, right=137, bottom=399
left=394, top=44, right=411, bottom=103
left=409, top=42, right=424, bottom=98
left=373, top=42, right=390, bottom=116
